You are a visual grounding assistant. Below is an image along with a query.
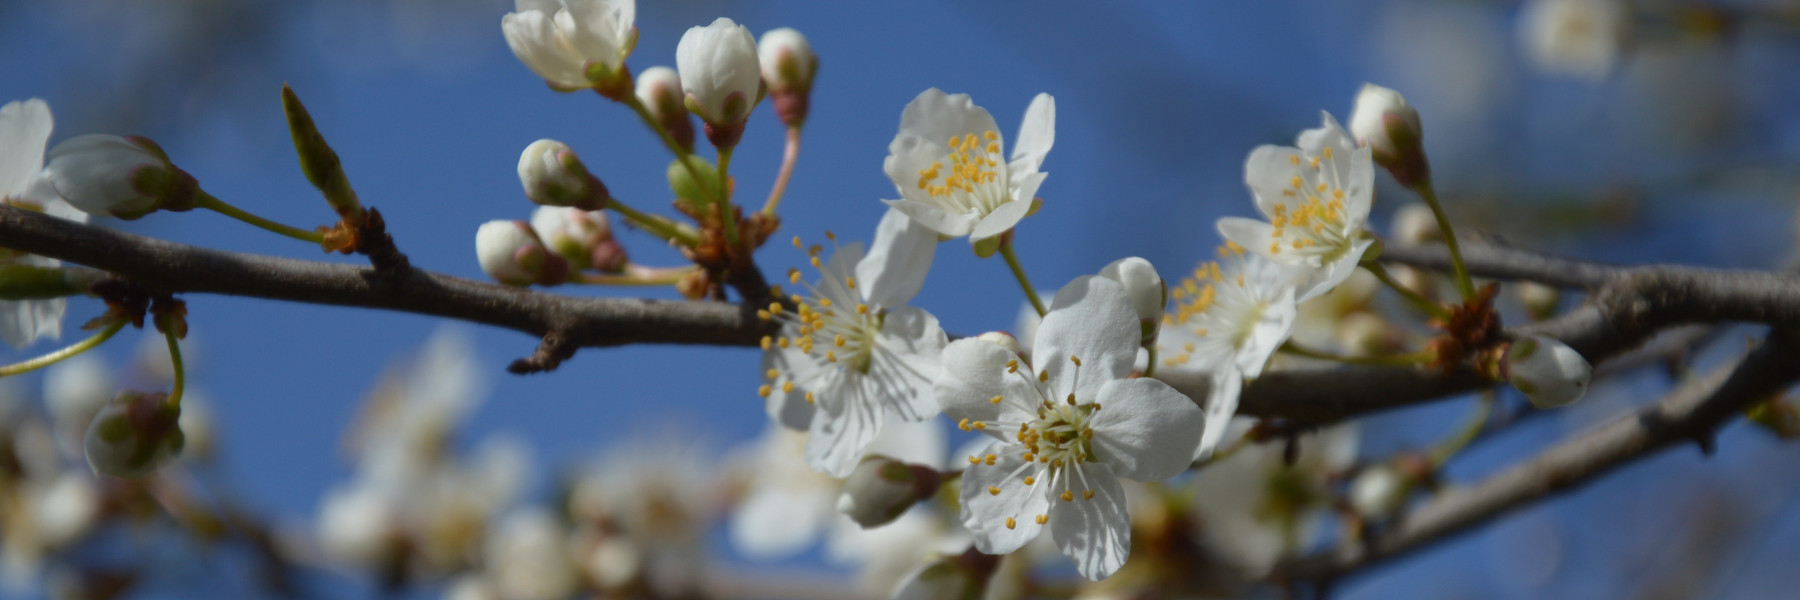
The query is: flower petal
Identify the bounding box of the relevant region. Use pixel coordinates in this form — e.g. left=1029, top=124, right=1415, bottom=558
left=883, top=198, right=976, bottom=238
left=1090, top=378, right=1205, bottom=482
left=864, top=418, right=947, bottom=470
left=1036, top=276, right=1139, bottom=403
left=502, top=10, right=589, bottom=88
left=817, top=241, right=866, bottom=308
left=1242, top=144, right=1302, bottom=220
left=856, top=209, right=936, bottom=308
left=805, top=375, right=884, bottom=477
left=1008, top=93, right=1055, bottom=175
left=0, top=297, right=64, bottom=350
left=1237, top=284, right=1298, bottom=378
left=894, top=89, right=1001, bottom=156
left=1007, top=170, right=1047, bottom=210
left=933, top=338, right=1037, bottom=429
left=729, top=486, right=829, bottom=559
left=1049, top=461, right=1130, bottom=580
left=867, top=306, right=947, bottom=422
left=968, top=196, right=1031, bottom=242
left=959, top=440, right=1051, bottom=555
left=1294, top=237, right=1373, bottom=304
left=762, top=342, right=818, bottom=431
left=1194, top=368, right=1243, bottom=461
left=0, top=98, right=52, bottom=198
left=1216, top=217, right=1278, bottom=262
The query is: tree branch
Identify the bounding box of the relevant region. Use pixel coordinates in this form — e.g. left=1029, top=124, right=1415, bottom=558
left=1277, top=328, right=1800, bottom=586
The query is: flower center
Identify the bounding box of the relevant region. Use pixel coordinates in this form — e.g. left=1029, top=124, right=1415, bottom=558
left=1268, top=147, right=1352, bottom=259
left=914, top=130, right=1008, bottom=216
left=756, top=234, right=885, bottom=402
left=1158, top=244, right=1271, bottom=367
left=961, top=356, right=1105, bottom=529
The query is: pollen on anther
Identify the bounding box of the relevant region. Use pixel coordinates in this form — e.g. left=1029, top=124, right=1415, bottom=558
left=1006, top=360, right=1019, bottom=373
left=1070, top=355, right=1081, bottom=367
left=1023, top=476, right=1036, bottom=485
left=760, top=336, right=772, bottom=350
left=984, top=454, right=997, bottom=465
left=972, top=421, right=988, bottom=430
left=844, top=277, right=857, bottom=289
left=1060, top=490, right=1073, bottom=502
left=968, top=455, right=980, bottom=465
left=791, top=236, right=802, bottom=248
left=1065, top=393, right=1076, bottom=405
left=988, top=486, right=1001, bottom=496
left=1034, top=514, right=1048, bottom=525
left=804, top=392, right=815, bottom=404
left=1082, top=489, right=1095, bottom=501
left=835, top=335, right=846, bottom=347
left=757, top=310, right=771, bottom=321
left=958, top=418, right=972, bottom=431
left=1038, top=370, right=1049, bottom=383
left=1005, top=518, right=1016, bottom=530
left=777, top=337, right=791, bottom=348
left=765, top=369, right=779, bottom=380
left=756, top=385, right=771, bottom=398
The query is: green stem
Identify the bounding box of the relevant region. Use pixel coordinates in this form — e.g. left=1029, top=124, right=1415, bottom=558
left=999, top=242, right=1047, bottom=317
left=1143, top=345, right=1159, bottom=378
left=0, top=320, right=125, bottom=377
left=1362, top=261, right=1451, bottom=320
left=571, top=265, right=695, bottom=286
left=762, top=126, right=802, bottom=216
left=1414, top=181, right=1477, bottom=301
left=623, top=95, right=724, bottom=208
left=1428, top=392, right=1494, bottom=466
left=1278, top=340, right=1433, bottom=367
left=194, top=192, right=325, bottom=245
left=164, top=328, right=185, bottom=407
left=604, top=197, right=701, bottom=247
left=716, top=145, right=742, bottom=247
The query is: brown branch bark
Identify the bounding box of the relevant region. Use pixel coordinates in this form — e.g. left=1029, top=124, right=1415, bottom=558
left=1277, top=328, right=1800, bottom=587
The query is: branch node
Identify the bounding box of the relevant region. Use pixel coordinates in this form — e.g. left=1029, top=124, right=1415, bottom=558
left=507, top=330, right=579, bottom=375
left=354, top=207, right=410, bottom=278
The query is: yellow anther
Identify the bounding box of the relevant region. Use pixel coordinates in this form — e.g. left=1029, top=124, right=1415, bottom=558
left=1290, top=176, right=1303, bottom=189
left=781, top=382, right=794, bottom=393
left=1023, top=476, right=1036, bottom=485
left=757, top=310, right=772, bottom=321
left=1082, top=428, right=1095, bottom=440
left=791, top=235, right=802, bottom=248
left=757, top=385, right=771, bottom=398
left=1289, top=154, right=1300, bottom=166
left=1323, top=146, right=1334, bottom=159
left=1316, top=182, right=1328, bottom=193
left=835, top=335, right=846, bottom=347
left=777, top=337, right=790, bottom=348
left=790, top=294, right=803, bottom=305
left=810, top=256, right=821, bottom=268
left=1060, top=490, right=1073, bottom=502
left=1092, top=402, right=1103, bottom=411
left=985, top=454, right=997, bottom=465
left=768, top=303, right=783, bottom=316
left=973, top=421, right=988, bottom=430
left=1005, top=517, right=1016, bottom=530
left=805, top=392, right=815, bottom=404
left=818, top=298, right=833, bottom=307
left=765, top=369, right=779, bottom=380
left=990, top=395, right=1004, bottom=405
left=844, top=277, right=857, bottom=289
left=760, top=336, right=772, bottom=350
left=826, top=351, right=837, bottom=363
left=984, top=130, right=999, bottom=141
left=1083, top=489, right=1095, bottom=500
left=988, top=486, right=1001, bottom=496
left=958, top=418, right=972, bottom=431
left=824, top=230, right=836, bottom=241
left=1034, top=514, right=1048, bottom=525
left=857, top=304, right=870, bottom=315
left=1070, top=355, right=1081, bottom=367
left=1006, top=360, right=1018, bottom=373
left=1038, top=370, right=1049, bottom=383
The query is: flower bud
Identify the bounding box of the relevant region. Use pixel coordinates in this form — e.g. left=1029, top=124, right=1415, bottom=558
left=891, top=547, right=999, bottom=600
left=476, top=220, right=569, bottom=287
left=1350, top=463, right=1409, bottom=519
left=501, top=0, right=639, bottom=94
left=758, top=28, right=816, bottom=128
left=836, top=455, right=938, bottom=528
left=519, top=139, right=607, bottom=210
left=43, top=134, right=198, bottom=219
left=530, top=206, right=627, bottom=272
left=83, top=390, right=184, bottom=478
left=666, top=156, right=723, bottom=213
left=1503, top=336, right=1592, bottom=408
left=1516, top=281, right=1561, bottom=321
left=283, top=84, right=364, bottom=226
left=1349, top=83, right=1429, bottom=188
left=635, top=66, right=695, bottom=152
left=677, top=18, right=763, bottom=145
left=1098, top=257, right=1166, bottom=346
left=974, top=331, right=1022, bottom=356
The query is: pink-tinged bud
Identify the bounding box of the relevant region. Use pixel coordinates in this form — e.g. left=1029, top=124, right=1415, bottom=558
left=974, top=331, right=1022, bottom=356
left=518, top=139, right=607, bottom=210
left=1349, top=83, right=1429, bottom=188
left=676, top=18, right=764, bottom=134
left=1098, top=257, right=1166, bottom=346
left=758, top=27, right=816, bottom=127
left=476, top=220, right=568, bottom=287
left=635, top=66, right=695, bottom=151
left=83, top=390, right=184, bottom=478
left=1502, top=336, right=1592, bottom=408
left=836, top=455, right=939, bottom=528
left=530, top=206, right=620, bottom=271
left=43, top=134, right=198, bottom=220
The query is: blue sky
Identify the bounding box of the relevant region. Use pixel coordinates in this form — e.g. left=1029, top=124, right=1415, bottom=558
left=5, top=1, right=1800, bottom=598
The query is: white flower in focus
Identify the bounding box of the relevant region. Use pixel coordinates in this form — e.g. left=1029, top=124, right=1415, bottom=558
left=486, top=508, right=580, bottom=600
left=760, top=209, right=946, bottom=477
left=1504, top=335, right=1592, bottom=408
left=1217, top=112, right=1375, bottom=302
left=675, top=18, right=763, bottom=127
left=1518, top=0, right=1629, bottom=80
left=883, top=89, right=1054, bottom=252
left=501, top=0, right=637, bottom=91
left=1155, top=245, right=1306, bottom=458
left=938, top=275, right=1205, bottom=580
left=0, top=99, right=88, bottom=350
left=1190, top=420, right=1358, bottom=580
left=42, top=134, right=191, bottom=220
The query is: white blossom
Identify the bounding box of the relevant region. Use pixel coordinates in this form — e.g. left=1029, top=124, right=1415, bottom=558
left=883, top=89, right=1054, bottom=251
left=939, top=275, right=1204, bottom=580
left=42, top=134, right=188, bottom=220
left=760, top=209, right=946, bottom=477
left=501, top=0, right=637, bottom=91
left=1518, top=0, right=1629, bottom=80
left=0, top=99, right=87, bottom=349
left=486, top=509, right=580, bottom=600
left=1155, top=245, right=1308, bottom=458
left=1217, top=112, right=1376, bottom=302
left=675, top=18, right=763, bottom=126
